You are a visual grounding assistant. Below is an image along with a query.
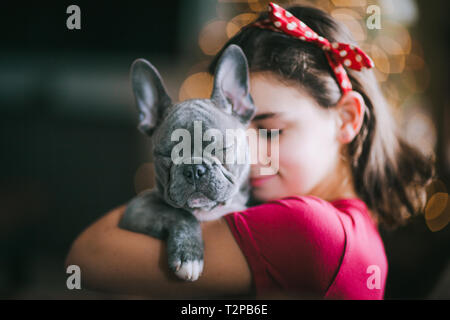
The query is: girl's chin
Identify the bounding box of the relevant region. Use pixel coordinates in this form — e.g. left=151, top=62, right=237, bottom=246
left=251, top=182, right=285, bottom=202
left=251, top=190, right=283, bottom=203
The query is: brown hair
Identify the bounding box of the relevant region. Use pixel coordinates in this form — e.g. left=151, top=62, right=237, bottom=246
left=207, top=4, right=436, bottom=228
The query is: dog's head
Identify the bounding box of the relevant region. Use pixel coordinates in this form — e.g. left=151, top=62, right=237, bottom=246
left=130, top=45, right=256, bottom=219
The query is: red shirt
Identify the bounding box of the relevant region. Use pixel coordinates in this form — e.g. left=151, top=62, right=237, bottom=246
left=224, top=195, right=388, bottom=299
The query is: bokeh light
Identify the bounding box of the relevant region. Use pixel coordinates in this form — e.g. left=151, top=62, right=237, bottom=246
left=248, top=0, right=266, bottom=12
left=375, top=35, right=405, bottom=73
left=426, top=192, right=448, bottom=221
left=198, top=19, right=229, bottom=56
left=331, top=0, right=367, bottom=7
left=379, top=0, right=418, bottom=26
left=403, top=109, right=437, bottom=158
left=331, top=8, right=366, bottom=41
left=382, top=21, right=412, bottom=54
left=370, top=44, right=390, bottom=75
left=425, top=192, right=450, bottom=232
left=426, top=180, right=448, bottom=199
left=178, top=72, right=213, bottom=101
left=226, top=13, right=258, bottom=38
left=401, top=67, right=431, bottom=94
left=134, top=162, right=155, bottom=195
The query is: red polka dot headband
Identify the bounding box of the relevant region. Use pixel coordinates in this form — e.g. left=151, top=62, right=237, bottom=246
left=247, top=2, right=375, bottom=94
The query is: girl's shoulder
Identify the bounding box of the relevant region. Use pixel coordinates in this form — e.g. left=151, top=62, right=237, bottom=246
left=224, top=195, right=387, bottom=298
left=224, top=195, right=348, bottom=295
left=231, top=194, right=353, bottom=236
left=238, top=194, right=377, bottom=233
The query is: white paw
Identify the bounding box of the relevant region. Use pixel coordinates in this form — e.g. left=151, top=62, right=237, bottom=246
left=174, top=260, right=204, bottom=281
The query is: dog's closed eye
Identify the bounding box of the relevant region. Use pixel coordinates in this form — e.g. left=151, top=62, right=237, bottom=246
left=209, top=145, right=235, bottom=162
left=211, top=145, right=233, bottom=154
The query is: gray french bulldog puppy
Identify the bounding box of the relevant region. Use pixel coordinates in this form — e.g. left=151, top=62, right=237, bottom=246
left=118, top=44, right=256, bottom=281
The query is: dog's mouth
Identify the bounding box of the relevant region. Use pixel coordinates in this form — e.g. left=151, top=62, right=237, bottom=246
left=164, top=155, right=239, bottom=211
left=186, top=192, right=212, bottom=208
left=185, top=192, right=227, bottom=211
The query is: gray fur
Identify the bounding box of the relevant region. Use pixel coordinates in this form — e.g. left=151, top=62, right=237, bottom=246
left=119, top=45, right=256, bottom=281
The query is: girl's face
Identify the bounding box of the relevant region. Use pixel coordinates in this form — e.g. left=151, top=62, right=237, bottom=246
left=248, top=71, right=350, bottom=202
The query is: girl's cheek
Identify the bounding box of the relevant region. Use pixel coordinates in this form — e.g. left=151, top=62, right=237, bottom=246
left=277, top=134, right=312, bottom=177
left=248, top=135, right=275, bottom=164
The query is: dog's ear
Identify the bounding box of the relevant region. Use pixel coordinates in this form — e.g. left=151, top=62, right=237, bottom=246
left=130, top=59, right=172, bottom=136
left=210, top=44, right=256, bottom=124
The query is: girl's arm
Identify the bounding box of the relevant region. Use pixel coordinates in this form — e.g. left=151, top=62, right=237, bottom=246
left=64, top=204, right=253, bottom=299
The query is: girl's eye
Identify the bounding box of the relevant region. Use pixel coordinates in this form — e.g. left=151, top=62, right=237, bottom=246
left=258, top=128, right=282, bottom=139
left=267, top=129, right=282, bottom=139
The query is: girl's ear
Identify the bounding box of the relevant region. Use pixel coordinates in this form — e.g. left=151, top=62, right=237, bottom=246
left=335, top=91, right=366, bottom=144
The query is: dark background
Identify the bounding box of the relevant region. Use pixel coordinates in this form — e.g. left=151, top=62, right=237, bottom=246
left=0, top=1, right=449, bottom=299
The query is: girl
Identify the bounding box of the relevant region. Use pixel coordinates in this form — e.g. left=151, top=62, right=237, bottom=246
left=65, top=3, right=435, bottom=299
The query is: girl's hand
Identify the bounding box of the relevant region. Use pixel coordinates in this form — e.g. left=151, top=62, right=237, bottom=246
left=64, top=204, right=252, bottom=299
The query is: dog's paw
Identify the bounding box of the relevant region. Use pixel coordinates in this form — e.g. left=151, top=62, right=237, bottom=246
left=166, top=220, right=204, bottom=281
left=167, top=241, right=204, bottom=281
left=172, top=259, right=204, bottom=281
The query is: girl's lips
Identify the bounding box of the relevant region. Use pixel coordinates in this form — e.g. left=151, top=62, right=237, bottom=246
left=250, top=174, right=277, bottom=187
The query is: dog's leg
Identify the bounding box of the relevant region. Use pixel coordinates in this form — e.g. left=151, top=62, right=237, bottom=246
left=166, top=215, right=204, bottom=281
left=119, top=188, right=204, bottom=281
left=119, top=188, right=179, bottom=239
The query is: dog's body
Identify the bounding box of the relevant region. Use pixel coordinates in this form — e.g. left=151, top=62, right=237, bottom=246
left=118, top=45, right=256, bottom=281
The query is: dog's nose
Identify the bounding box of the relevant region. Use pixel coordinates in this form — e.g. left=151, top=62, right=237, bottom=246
left=183, top=164, right=208, bottom=184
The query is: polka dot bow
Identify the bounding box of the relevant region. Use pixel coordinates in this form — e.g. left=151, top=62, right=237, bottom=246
left=249, top=2, right=375, bottom=94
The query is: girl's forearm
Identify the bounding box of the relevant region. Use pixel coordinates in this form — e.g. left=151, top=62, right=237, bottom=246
left=65, top=205, right=189, bottom=297
left=64, top=204, right=252, bottom=298
left=65, top=204, right=161, bottom=296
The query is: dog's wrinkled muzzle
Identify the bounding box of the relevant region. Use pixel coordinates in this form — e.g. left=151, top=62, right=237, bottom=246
left=166, top=155, right=237, bottom=211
